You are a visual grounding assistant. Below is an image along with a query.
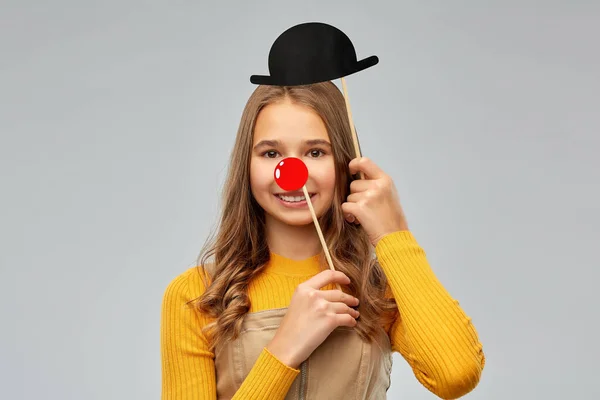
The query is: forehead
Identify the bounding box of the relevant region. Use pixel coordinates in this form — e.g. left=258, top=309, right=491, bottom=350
left=253, top=100, right=329, bottom=144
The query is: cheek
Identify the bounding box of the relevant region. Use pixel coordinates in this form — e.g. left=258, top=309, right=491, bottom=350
left=312, top=162, right=336, bottom=193
left=249, top=162, right=261, bottom=196
left=324, top=170, right=336, bottom=192
left=250, top=160, right=272, bottom=195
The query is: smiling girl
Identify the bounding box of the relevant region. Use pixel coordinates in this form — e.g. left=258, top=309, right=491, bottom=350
left=160, top=82, right=485, bottom=399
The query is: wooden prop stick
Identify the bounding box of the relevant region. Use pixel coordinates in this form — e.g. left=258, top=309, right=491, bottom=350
left=274, top=157, right=343, bottom=291
left=301, top=185, right=342, bottom=291
left=341, top=77, right=364, bottom=179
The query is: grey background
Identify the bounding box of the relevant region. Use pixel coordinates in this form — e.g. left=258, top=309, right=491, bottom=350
left=1, top=1, right=598, bottom=399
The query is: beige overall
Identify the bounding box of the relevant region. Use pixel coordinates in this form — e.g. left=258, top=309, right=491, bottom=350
left=213, top=307, right=394, bottom=399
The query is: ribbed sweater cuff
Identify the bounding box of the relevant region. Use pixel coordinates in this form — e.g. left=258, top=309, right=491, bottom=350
left=233, top=347, right=300, bottom=399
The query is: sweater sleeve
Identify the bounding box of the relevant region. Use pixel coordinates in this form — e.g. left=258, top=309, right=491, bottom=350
left=375, top=231, right=485, bottom=399
left=160, top=268, right=300, bottom=400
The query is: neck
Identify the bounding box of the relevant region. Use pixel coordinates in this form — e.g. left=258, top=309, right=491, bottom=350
left=265, top=216, right=322, bottom=260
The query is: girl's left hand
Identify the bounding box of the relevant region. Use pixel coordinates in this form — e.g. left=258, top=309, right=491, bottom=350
left=341, top=157, right=409, bottom=246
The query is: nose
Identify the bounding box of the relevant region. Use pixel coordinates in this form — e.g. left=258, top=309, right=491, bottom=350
left=274, top=157, right=309, bottom=191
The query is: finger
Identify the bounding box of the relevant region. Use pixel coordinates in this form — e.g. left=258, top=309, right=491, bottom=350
left=348, top=157, right=386, bottom=180
left=349, top=179, right=374, bottom=194
left=346, top=192, right=367, bottom=204
left=334, top=313, right=359, bottom=328
left=303, top=269, right=350, bottom=290
left=345, top=215, right=361, bottom=225
left=328, top=302, right=360, bottom=317
left=319, top=289, right=360, bottom=306
left=341, top=202, right=360, bottom=221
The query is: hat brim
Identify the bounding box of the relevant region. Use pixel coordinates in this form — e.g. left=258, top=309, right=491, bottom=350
left=250, top=55, right=379, bottom=86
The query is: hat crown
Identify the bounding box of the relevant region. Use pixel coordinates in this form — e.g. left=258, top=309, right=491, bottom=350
left=269, top=23, right=357, bottom=81
left=250, top=22, right=378, bottom=86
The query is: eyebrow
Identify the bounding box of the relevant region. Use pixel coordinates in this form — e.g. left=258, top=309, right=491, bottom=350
left=253, top=139, right=332, bottom=150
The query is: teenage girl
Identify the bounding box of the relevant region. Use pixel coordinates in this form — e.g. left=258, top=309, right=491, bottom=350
left=160, top=82, right=485, bottom=399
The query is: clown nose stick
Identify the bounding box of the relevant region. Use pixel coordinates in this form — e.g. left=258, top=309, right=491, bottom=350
left=274, top=157, right=341, bottom=291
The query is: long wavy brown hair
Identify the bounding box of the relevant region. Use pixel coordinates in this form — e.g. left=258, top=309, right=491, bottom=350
left=191, top=81, right=398, bottom=353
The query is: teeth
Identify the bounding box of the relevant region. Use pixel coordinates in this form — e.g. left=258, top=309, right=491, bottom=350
left=279, top=195, right=306, bottom=202
left=277, top=194, right=313, bottom=203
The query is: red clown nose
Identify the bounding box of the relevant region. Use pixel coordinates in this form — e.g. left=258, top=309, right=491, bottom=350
left=274, top=157, right=309, bottom=191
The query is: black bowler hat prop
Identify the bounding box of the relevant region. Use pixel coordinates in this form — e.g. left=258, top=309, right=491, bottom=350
left=274, top=157, right=342, bottom=291
left=251, top=22, right=377, bottom=179
left=249, top=22, right=378, bottom=86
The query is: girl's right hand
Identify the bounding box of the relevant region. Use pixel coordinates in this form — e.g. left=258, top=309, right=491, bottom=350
left=266, top=269, right=360, bottom=369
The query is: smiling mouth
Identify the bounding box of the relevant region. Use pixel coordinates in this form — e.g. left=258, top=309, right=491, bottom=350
left=273, top=193, right=316, bottom=203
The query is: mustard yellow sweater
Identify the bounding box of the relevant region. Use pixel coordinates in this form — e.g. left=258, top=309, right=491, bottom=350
left=161, top=231, right=485, bottom=399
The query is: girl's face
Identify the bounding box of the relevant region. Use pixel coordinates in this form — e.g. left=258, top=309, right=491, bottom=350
left=250, top=98, right=336, bottom=227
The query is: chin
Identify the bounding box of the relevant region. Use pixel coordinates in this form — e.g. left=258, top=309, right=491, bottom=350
left=271, top=212, right=315, bottom=227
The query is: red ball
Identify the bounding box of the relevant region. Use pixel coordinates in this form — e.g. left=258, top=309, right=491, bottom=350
left=274, top=157, right=309, bottom=191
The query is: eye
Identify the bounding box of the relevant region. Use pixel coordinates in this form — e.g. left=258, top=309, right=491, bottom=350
left=309, top=149, right=326, bottom=158
left=262, top=150, right=279, bottom=158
